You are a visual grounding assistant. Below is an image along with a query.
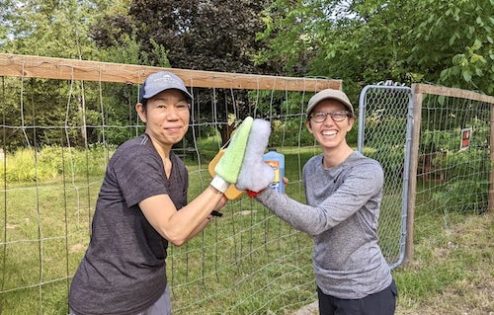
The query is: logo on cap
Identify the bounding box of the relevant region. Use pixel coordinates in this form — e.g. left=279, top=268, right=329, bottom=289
left=151, top=74, right=178, bottom=84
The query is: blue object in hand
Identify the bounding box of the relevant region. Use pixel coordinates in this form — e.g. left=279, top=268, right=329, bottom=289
left=263, top=150, right=285, bottom=193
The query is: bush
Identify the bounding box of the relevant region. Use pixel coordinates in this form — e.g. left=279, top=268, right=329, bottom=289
left=431, top=148, right=491, bottom=213
left=0, top=145, right=112, bottom=183
left=432, top=179, right=489, bottom=213
left=270, top=119, right=314, bottom=147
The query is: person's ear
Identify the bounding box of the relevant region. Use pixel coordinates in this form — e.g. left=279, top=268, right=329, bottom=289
left=305, top=120, right=313, bottom=134
left=347, top=117, right=355, bottom=132
left=136, top=103, right=147, bottom=123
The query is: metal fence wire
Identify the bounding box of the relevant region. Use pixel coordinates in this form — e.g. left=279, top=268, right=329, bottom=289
left=416, top=93, right=491, bottom=215
left=358, top=82, right=413, bottom=269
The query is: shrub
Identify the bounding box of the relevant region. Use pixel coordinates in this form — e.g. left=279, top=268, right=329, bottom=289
left=0, top=145, right=112, bottom=183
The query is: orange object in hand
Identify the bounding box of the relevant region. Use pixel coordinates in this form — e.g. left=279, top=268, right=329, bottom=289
left=208, top=149, right=244, bottom=200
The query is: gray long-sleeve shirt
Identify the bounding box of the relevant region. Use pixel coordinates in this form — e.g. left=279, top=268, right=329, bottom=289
left=257, top=151, right=392, bottom=299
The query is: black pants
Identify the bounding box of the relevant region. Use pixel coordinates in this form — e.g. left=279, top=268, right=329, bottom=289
left=317, top=280, right=397, bottom=315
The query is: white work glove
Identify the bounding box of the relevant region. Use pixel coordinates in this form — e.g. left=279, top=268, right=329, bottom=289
left=236, top=119, right=274, bottom=193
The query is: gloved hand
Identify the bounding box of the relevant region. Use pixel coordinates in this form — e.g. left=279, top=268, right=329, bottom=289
left=236, top=119, right=274, bottom=193
left=210, top=117, right=253, bottom=193
left=208, top=149, right=244, bottom=199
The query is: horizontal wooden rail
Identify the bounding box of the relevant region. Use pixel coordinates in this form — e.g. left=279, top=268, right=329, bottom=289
left=0, top=53, right=341, bottom=92
left=413, top=83, right=494, bottom=104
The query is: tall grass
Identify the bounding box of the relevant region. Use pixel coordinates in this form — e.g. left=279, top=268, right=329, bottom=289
left=0, top=145, right=110, bottom=183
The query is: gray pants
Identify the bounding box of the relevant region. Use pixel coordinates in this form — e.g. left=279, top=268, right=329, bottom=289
left=136, top=285, right=172, bottom=315
left=69, top=285, right=172, bottom=315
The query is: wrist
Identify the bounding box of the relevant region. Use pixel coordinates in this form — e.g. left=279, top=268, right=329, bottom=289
left=210, top=176, right=229, bottom=193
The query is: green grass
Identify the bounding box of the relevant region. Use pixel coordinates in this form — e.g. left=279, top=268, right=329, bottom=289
left=0, top=149, right=319, bottom=315
left=1, top=146, right=492, bottom=314
left=0, top=177, right=98, bottom=314
left=394, top=210, right=494, bottom=314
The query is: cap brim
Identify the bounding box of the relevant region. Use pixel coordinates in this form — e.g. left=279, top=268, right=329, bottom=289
left=140, top=87, right=193, bottom=103
left=306, top=91, right=353, bottom=116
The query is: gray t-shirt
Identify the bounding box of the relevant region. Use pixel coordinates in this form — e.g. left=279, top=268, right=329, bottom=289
left=69, top=134, right=188, bottom=315
left=257, top=151, right=392, bottom=299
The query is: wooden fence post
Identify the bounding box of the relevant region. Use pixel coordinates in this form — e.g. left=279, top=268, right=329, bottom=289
left=489, top=104, right=494, bottom=212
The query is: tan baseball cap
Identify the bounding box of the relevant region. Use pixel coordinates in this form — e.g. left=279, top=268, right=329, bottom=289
left=306, top=89, right=354, bottom=117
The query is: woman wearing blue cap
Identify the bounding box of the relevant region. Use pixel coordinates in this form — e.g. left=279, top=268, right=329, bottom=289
left=68, top=71, right=240, bottom=315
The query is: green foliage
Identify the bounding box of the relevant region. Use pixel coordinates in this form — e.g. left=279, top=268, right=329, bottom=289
left=362, top=107, right=408, bottom=180
left=258, top=0, right=418, bottom=93
left=270, top=119, right=314, bottom=147
left=97, top=32, right=142, bottom=65
left=125, top=0, right=270, bottom=72
left=432, top=178, right=489, bottom=214
left=421, top=118, right=489, bottom=153
left=255, top=0, right=325, bottom=73
left=0, top=1, right=146, bottom=149
left=411, top=0, right=494, bottom=93
left=123, top=0, right=277, bottom=141
left=419, top=104, right=490, bottom=214
left=0, top=145, right=110, bottom=182
left=0, top=1, right=13, bottom=48
left=367, top=145, right=404, bottom=180
left=430, top=148, right=490, bottom=213
left=258, top=0, right=494, bottom=95
left=1, top=0, right=99, bottom=58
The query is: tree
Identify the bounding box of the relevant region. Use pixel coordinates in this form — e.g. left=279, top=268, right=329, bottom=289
left=127, top=0, right=271, bottom=73
left=123, top=0, right=276, bottom=144
left=258, top=0, right=494, bottom=95
left=0, top=0, right=15, bottom=48
left=409, top=0, right=494, bottom=94
left=0, top=0, right=143, bottom=148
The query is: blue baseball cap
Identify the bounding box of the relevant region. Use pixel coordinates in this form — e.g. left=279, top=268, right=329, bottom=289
left=139, top=71, right=193, bottom=103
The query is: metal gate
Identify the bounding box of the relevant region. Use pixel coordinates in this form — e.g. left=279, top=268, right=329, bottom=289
left=357, top=81, right=413, bottom=269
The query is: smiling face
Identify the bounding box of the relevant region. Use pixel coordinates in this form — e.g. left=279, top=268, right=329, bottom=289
left=136, top=89, right=190, bottom=152
left=306, top=99, right=354, bottom=152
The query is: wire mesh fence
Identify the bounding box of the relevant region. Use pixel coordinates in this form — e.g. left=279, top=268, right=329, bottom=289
left=0, top=55, right=343, bottom=314
left=357, top=83, right=412, bottom=269
left=413, top=85, right=493, bottom=216
left=4, top=54, right=492, bottom=314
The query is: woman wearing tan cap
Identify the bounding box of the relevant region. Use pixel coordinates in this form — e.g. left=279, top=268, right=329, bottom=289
left=243, top=89, right=397, bottom=315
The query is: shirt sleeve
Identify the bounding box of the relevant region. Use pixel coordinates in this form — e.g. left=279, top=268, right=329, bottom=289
left=256, top=162, right=384, bottom=236
left=112, top=146, right=168, bottom=208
